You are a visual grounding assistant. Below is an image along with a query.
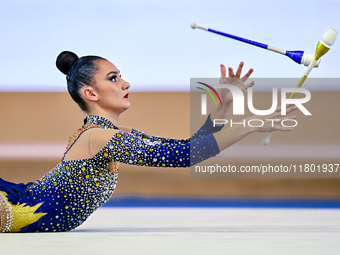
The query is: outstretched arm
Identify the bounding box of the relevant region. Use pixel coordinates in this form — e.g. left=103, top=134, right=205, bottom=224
left=129, top=113, right=224, bottom=145
left=91, top=128, right=220, bottom=168
left=90, top=105, right=297, bottom=168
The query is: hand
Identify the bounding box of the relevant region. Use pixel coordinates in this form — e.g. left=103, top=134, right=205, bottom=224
left=246, top=104, right=298, bottom=133
left=212, top=104, right=298, bottom=151
left=219, top=61, right=254, bottom=106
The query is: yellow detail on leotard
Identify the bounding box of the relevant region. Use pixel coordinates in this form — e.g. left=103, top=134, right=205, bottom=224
left=0, top=191, right=47, bottom=232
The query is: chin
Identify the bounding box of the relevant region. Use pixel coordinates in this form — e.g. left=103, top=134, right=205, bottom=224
left=120, top=103, right=131, bottom=113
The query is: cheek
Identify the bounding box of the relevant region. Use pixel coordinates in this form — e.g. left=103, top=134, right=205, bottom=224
left=95, top=81, right=121, bottom=101
left=97, top=84, right=117, bottom=97
left=101, top=88, right=121, bottom=103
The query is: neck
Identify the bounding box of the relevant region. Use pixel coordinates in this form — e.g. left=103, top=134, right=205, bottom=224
left=86, top=108, right=120, bottom=126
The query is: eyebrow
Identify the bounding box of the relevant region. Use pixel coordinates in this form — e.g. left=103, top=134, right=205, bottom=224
left=106, top=71, right=120, bottom=77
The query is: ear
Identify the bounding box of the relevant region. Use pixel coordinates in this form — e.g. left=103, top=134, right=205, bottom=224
left=82, top=87, right=98, bottom=102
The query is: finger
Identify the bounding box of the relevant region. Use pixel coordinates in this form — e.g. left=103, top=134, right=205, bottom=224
left=274, top=105, right=282, bottom=113
left=282, top=115, right=296, bottom=120
left=241, top=68, right=254, bottom=81
left=220, top=64, right=226, bottom=78
left=228, top=67, right=234, bottom=77
left=244, top=81, right=255, bottom=89
left=276, top=117, right=296, bottom=131
left=235, top=61, right=244, bottom=77
left=274, top=104, right=296, bottom=113
left=273, top=125, right=294, bottom=131
left=269, top=105, right=297, bottom=119
left=264, top=116, right=295, bottom=124
left=285, top=105, right=298, bottom=115
left=269, top=117, right=296, bottom=131
left=262, top=119, right=293, bottom=132
left=273, top=115, right=296, bottom=124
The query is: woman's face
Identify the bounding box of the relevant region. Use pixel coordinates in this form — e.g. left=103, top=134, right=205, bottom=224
left=91, top=59, right=131, bottom=114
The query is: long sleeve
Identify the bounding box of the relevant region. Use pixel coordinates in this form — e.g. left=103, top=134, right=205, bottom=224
left=131, top=114, right=224, bottom=145
left=190, top=114, right=224, bottom=140
left=96, top=130, right=220, bottom=168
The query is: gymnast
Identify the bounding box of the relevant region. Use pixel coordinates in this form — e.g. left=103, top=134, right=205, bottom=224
left=0, top=51, right=297, bottom=232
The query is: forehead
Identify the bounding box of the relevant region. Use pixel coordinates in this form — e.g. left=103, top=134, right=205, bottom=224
left=96, top=59, right=119, bottom=75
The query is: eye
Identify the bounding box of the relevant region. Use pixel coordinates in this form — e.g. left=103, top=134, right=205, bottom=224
left=109, top=74, right=122, bottom=82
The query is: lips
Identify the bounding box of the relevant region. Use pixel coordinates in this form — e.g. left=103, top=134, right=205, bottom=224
left=124, top=93, right=129, bottom=98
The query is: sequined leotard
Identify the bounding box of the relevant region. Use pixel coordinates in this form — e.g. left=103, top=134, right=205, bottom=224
left=0, top=115, right=222, bottom=233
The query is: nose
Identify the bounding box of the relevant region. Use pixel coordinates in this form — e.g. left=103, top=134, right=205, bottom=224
left=121, top=78, right=130, bottom=90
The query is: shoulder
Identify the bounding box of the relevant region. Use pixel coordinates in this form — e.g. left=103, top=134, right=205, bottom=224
left=89, top=128, right=121, bottom=153
left=117, top=126, right=132, bottom=133
left=91, top=128, right=120, bottom=142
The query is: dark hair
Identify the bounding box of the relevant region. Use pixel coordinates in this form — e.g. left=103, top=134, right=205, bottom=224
left=56, top=51, right=105, bottom=112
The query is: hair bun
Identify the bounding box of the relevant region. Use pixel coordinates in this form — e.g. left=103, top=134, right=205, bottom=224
left=56, top=51, right=79, bottom=75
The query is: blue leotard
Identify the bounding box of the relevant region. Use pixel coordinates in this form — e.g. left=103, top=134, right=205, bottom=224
left=0, top=115, right=222, bottom=232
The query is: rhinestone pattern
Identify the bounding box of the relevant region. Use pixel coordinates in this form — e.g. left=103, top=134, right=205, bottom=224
left=0, top=191, right=13, bottom=232
left=0, top=114, right=222, bottom=232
